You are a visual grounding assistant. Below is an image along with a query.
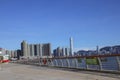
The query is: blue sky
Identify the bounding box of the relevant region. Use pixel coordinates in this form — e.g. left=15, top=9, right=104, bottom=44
left=0, top=0, right=120, bottom=51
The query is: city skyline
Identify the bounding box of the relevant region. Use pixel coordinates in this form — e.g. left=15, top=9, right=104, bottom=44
left=0, top=0, right=120, bottom=50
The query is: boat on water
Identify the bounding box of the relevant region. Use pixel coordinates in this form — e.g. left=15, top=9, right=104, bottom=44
left=0, top=55, right=10, bottom=63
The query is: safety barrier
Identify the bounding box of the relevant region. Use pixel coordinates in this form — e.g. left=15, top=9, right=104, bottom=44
left=16, top=54, right=120, bottom=72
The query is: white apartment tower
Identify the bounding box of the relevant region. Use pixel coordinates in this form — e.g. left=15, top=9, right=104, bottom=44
left=70, top=37, right=73, bottom=56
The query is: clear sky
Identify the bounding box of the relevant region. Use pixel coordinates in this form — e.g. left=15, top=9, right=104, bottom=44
left=0, top=0, right=120, bottom=51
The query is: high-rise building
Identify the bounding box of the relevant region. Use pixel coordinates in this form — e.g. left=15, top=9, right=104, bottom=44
left=39, top=44, right=42, bottom=57
left=36, top=44, right=40, bottom=56
left=53, top=47, right=69, bottom=57
left=17, top=49, right=22, bottom=60
left=32, top=44, right=40, bottom=56
left=11, top=50, right=15, bottom=58
left=27, top=44, right=30, bottom=57
left=6, top=50, right=11, bottom=55
left=65, top=48, right=70, bottom=56
left=29, top=44, right=32, bottom=56
left=21, top=41, right=51, bottom=58
left=62, top=47, right=65, bottom=56
left=34, top=44, right=37, bottom=56
left=56, top=47, right=62, bottom=56
left=53, top=49, right=57, bottom=57
left=14, top=50, right=17, bottom=58
left=70, top=37, right=73, bottom=56
left=0, top=48, right=6, bottom=54
left=21, top=40, right=28, bottom=57
left=96, top=46, right=99, bottom=54
left=31, top=44, right=35, bottom=56
left=42, top=43, right=51, bottom=56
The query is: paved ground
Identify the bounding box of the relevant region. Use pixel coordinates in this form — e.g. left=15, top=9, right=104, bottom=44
left=0, top=63, right=119, bottom=80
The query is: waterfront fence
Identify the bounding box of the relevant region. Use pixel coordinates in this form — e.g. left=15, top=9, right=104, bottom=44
left=16, top=54, right=120, bottom=72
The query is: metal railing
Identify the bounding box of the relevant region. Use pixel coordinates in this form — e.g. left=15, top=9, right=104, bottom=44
left=15, top=54, right=120, bottom=72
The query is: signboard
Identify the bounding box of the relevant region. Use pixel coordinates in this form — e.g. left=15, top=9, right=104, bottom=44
left=86, top=57, right=99, bottom=65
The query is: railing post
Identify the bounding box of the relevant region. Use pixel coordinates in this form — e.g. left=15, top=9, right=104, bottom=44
left=98, top=57, right=102, bottom=70
left=50, top=58, right=54, bottom=66
left=75, top=58, right=78, bottom=68
left=55, top=59, right=58, bottom=66
left=66, top=58, right=70, bottom=68
left=60, top=59, right=63, bottom=67
left=85, top=58, right=88, bottom=69
left=116, top=56, right=120, bottom=71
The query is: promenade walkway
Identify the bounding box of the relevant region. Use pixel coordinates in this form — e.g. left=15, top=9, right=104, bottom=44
left=0, top=63, right=119, bottom=80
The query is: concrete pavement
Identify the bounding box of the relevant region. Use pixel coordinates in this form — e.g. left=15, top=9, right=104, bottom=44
left=0, top=63, right=119, bottom=80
